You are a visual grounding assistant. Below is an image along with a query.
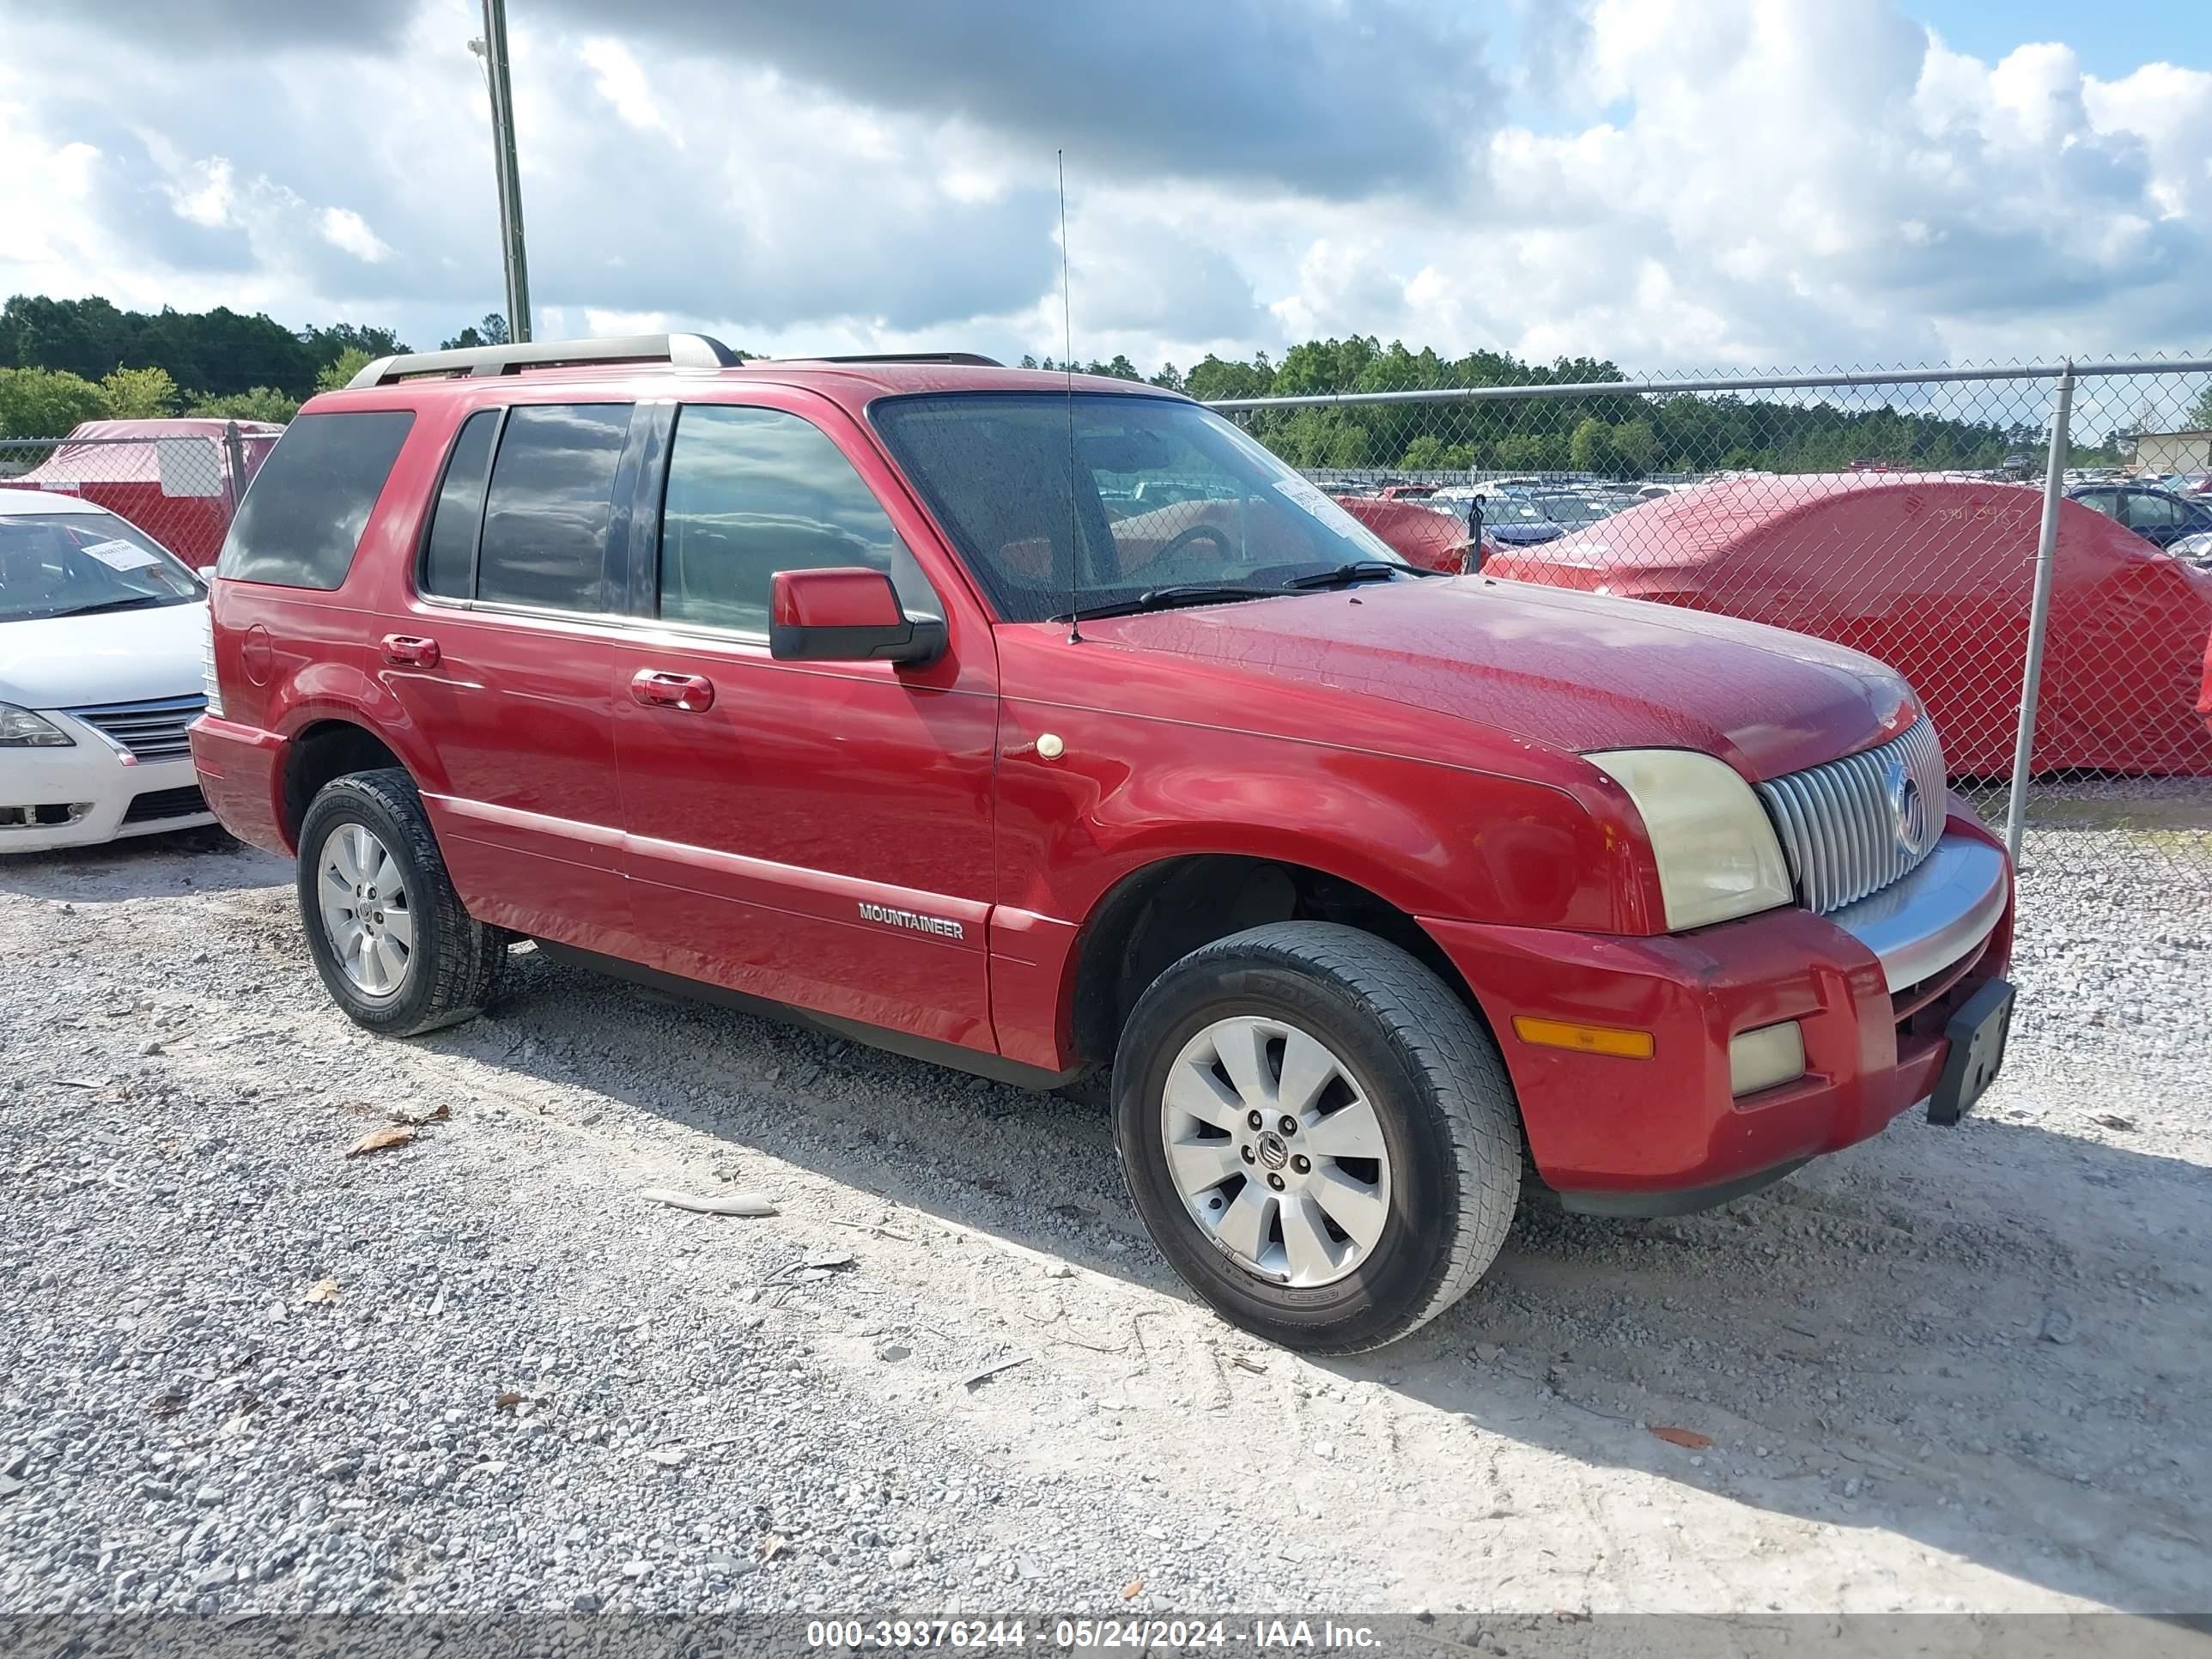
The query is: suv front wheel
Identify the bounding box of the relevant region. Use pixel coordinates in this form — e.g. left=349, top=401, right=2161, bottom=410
left=1114, top=922, right=1522, bottom=1353
left=296, top=769, right=507, bottom=1036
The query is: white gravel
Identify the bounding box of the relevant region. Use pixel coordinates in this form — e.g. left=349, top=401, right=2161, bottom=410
left=0, top=826, right=2204, bottom=1620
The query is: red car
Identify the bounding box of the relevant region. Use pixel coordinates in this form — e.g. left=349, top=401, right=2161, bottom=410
left=1329, top=493, right=1480, bottom=573
left=1490, top=474, right=2212, bottom=776
left=6, top=417, right=282, bottom=569
left=192, top=337, right=2015, bottom=1353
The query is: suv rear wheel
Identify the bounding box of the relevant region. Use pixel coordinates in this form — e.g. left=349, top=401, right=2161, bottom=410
left=296, top=769, right=506, bottom=1036
left=1114, top=922, right=1521, bottom=1353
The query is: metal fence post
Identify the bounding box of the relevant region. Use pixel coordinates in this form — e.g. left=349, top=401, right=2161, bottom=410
left=222, top=421, right=247, bottom=508
left=2003, top=362, right=2074, bottom=863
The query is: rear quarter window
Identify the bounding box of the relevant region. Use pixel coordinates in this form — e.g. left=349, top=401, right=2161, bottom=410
left=216, top=410, right=415, bottom=588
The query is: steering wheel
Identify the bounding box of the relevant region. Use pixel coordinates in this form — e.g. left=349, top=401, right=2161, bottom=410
left=1154, top=523, right=1238, bottom=563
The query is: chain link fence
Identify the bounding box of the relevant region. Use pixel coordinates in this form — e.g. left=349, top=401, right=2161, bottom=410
left=0, top=422, right=280, bottom=570
left=1206, top=358, right=2212, bottom=915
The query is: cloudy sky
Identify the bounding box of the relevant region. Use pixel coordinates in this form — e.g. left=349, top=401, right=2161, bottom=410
left=2, top=0, right=2207, bottom=377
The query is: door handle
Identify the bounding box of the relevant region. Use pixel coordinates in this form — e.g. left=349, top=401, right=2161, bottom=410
left=630, top=669, right=716, bottom=713
left=380, top=634, right=441, bottom=668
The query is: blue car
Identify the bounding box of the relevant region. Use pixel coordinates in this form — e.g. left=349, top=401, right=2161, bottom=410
left=2066, top=483, right=2212, bottom=550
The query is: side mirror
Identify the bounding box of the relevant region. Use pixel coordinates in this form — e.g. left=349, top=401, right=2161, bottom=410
left=769, top=568, right=945, bottom=666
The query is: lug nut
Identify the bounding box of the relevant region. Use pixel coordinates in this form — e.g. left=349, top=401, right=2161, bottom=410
left=1241, top=1146, right=1256, bottom=1164
left=1266, top=1173, right=1286, bottom=1191
left=1291, top=1155, right=1310, bottom=1174
left=1278, top=1115, right=1298, bottom=1135
left=1246, top=1110, right=1265, bottom=1131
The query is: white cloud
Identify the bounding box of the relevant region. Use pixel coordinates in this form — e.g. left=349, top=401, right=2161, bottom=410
left=319, top=206, right=392, bottom=264
left=0, top=0, right=2202, bottom=378
left=165, top=157, right=235, bottom=228
left=579, top=37, right=681, bottom=146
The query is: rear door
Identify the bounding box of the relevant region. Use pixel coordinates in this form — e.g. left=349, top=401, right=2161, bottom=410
left=607, top=392, right=1000, bottom=1054
left=383, top=399, right=645, bottom=949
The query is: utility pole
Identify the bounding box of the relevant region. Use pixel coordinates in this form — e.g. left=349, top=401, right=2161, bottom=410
left=477, top=0, right=532, bottom=342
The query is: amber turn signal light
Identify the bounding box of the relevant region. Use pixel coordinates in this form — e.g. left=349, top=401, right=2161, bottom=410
left=1510, top=1016, right=1656, bottom=1059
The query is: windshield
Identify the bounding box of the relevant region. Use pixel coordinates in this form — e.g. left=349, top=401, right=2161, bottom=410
left=1485, top=497, right=1551, bottom=526
left=870, top=392, right=1406, bottom=623
left=0, top=510, right=202, bottom=622
left=1533, top=495, right=1609, bottom=525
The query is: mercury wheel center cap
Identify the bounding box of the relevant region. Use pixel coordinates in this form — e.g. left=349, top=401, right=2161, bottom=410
left=1255, top=1130, right=1290, bottom=1171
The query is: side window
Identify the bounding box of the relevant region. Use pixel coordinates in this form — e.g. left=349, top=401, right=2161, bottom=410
left=2074, top=490, right=2117, bottom=520
left=420, top=410, right=501, bottom=599
left=659, top=404, right=934, bottom=634
left=216, top=410, right=414, bottom=587
left=2123, top=491, right=2179, bottom=531
left=475, top=404, right=633, bottom=611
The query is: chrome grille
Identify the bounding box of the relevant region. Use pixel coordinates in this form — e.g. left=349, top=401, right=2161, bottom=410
left=1756, top=718, right=1946, bottom=915
left=65, top=694, right=207, bottom=762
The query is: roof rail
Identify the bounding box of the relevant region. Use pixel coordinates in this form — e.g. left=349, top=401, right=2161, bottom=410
left=799, top=352, right=1004, bottom=368
left=347, top=333, right=742, bottom=389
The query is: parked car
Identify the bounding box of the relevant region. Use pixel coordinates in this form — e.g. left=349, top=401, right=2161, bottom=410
left=1328, top=493, right=1477, bottom=572
left=2172, top=530, right=2212, bottom=569
left=4, top=417, right=282, bottom=570
left=1477, top=495, right=1572, bottom=546
left=1491, top=474, right=2212, bottom=775
left=193, top=335, right=2016, bottom=1353
left=1, top=491, right=216, bottom=850
left=2067, top=483, right=2212, bottom=550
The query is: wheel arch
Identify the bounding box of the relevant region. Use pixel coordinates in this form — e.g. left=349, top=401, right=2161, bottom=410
left=1064, top=852, right=1494, bottom=1070
left=280, top=718, right=413, bottom=847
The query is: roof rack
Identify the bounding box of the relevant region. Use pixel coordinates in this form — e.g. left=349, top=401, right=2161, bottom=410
left=798, top=352, right=1004, bottom=368
left=347, top=333, right=742, bottom=389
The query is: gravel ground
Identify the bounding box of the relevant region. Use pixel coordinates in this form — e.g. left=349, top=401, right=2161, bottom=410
left=0, top=825, right=2204, bottom=1620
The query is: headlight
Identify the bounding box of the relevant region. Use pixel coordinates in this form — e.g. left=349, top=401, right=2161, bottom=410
left=0, top=704, right=75, bottom=748
left=1585, top=748, right=1793, bottom=931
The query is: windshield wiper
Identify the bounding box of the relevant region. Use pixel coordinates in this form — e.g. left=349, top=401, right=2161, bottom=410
left=1056, top=584, right=1287, bottom=623
left=50, top=595, right=173, bottom=618
left=1281, top=560, right=1436, bottom=589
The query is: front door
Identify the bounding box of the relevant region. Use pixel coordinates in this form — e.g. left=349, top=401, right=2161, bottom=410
left=610, top=395, right=1000, bottom=1054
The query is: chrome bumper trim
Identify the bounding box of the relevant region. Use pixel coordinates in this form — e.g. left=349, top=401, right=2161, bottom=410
left=1829, top=833, right=2007, bottom=993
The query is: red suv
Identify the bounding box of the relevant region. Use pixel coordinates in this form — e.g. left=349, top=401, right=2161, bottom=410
left=191, top=335, right=2016, bottom=1353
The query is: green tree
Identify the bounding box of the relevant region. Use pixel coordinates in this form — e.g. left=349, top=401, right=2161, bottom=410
left=0, top=366, right=110, bottom=436
left=440, top=313, right=511, bottom=351
left=1568, top=416, right=1614, bottom=475
left=187, top=386, right=301, bottom=423
left=1610, top=417, right=1656, bottom=477
left=98, top=365, right=181, bottom=418
left=316, top=348, right=374, bottom=392
left=2189, top=386, right=2212, bottom=430
left=1401, top=434, right=1449, bottom=470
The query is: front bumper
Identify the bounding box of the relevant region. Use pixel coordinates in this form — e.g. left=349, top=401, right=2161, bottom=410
left=0, top=714, right=213, bottom=853
left=1425, top=812, right=2014, bottom=1212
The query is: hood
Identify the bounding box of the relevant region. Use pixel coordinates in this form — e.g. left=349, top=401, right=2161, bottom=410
left=1085, top=576, right=1916, bottom=781
left=0, top=600, right=208, bottom=709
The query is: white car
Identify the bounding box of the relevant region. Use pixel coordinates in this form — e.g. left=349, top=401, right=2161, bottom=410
left=0, top=491, right=218, bottom=852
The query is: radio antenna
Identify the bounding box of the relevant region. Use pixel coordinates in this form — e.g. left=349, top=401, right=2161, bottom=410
left=1058, top=149, right=1083, bottom=645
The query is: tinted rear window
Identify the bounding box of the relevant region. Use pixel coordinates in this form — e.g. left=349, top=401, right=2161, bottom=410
left=421, top=409, right=501, bottom=600
left=475, top=404, right=632, bottom=611
left=216, top=411, right=414, bottom=587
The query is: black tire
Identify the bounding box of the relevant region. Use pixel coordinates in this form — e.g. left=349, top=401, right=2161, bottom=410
left=295, top=769, right=506, bottom=1037
left=1113, top=921, right=1522, bottom=1354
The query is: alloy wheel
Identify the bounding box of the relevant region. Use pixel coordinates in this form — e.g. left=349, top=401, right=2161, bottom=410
left=315, top=822, right=414, bottom=999
left=1158, top=1015, right=1394, bottom=1287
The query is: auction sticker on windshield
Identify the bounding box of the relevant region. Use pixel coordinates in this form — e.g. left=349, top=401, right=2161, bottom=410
left=82, top=538, right=162, bottom=572
left=1271, top=477, right=1397, bottom=555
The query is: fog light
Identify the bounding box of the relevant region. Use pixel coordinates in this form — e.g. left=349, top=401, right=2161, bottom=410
left=1729, top=1021, right=1806, bottom=1096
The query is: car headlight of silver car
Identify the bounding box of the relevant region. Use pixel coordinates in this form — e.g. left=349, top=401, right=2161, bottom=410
left=0, top=704, right=76, bottom=748
left=1585, top=749, right=1794, bottom=931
